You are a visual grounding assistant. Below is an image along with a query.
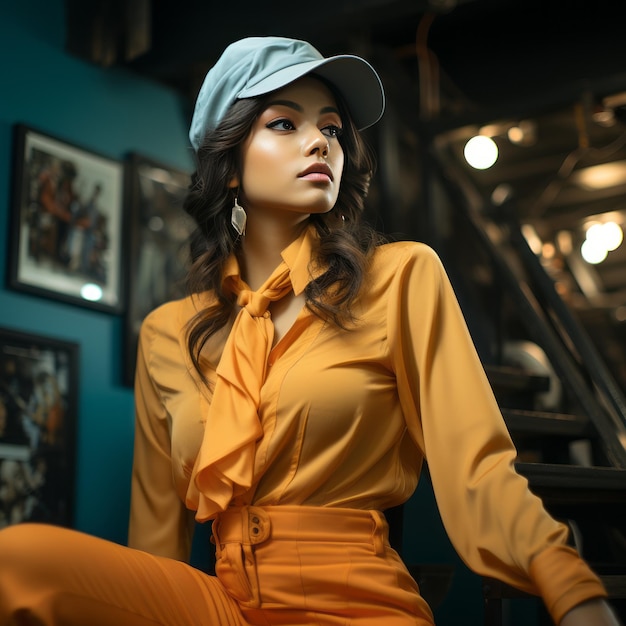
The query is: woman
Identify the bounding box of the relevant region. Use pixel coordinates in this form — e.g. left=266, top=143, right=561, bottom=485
left=0, top=36, right=620, bottom=626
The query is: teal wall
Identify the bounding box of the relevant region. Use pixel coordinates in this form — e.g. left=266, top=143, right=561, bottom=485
left=0, top=0, right=193, bottom=545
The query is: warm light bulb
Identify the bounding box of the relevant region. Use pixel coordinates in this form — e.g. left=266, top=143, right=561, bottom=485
left=581, top=238, right=608, bottom=264
left=584, top=220, right=623, bottom=258
left=464, top=135, right=498, bottom=170
left=585, top=223, right=604, bottom=243
left=602, top=221, right=623, bottom=251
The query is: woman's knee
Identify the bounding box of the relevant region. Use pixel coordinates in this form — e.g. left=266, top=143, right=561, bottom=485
left=0, top=523, right=42, bottom=565
left=0, top=523, right=82, bottom=583
left=0, top=523, right=95, bottom=623
left=0, top=525, right=48, bottom=621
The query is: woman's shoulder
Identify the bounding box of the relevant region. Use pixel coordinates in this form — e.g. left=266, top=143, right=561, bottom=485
left=137, top=293, right=218, bottom=380
left=370, top=239, right=444, bottom=278
left=354, top=240, right=446, bottom=307
left=143, top=293, right=195, bottom=326
left=140, top=292, right=215, bottom=345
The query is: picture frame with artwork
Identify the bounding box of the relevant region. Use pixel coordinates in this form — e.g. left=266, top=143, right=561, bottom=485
left=0, top=327, right=79, bottom=529
left=8, top=124, right=125, bottom=313
left=123, top=153, right=193, bottom=386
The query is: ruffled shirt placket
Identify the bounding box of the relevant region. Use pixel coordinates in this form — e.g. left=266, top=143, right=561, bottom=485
left=191, top=226, right=320, bottom=521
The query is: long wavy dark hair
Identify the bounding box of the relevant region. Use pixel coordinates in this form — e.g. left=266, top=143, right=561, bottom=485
left=183, top=77, right=383, bottom=381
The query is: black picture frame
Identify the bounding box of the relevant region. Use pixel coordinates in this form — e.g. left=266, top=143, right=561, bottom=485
left=122, top=153, right=193, bottom=387
left=8, top=124, right=125, bottom=313
left=0, top=327, right=79, bottom=529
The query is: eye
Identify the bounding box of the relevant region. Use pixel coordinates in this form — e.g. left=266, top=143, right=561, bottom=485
left=321, top=125, right=343, bottom=139
left=267, top=118, right=295, bottom=131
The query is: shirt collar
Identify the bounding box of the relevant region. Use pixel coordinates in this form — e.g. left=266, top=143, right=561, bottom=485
left=222, top=224, right=324, bottom=296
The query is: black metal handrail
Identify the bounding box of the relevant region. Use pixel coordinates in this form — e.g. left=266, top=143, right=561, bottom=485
left=429, top=157, right=626, bottom=469
left=508, top=220, right=626, bottom=427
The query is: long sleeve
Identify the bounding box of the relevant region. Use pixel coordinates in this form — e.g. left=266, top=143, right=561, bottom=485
left=128, top=311, right=195, bottom=561
left=388, top=243, right=606, bottom=623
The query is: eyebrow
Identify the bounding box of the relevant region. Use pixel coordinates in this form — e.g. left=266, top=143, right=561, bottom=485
left=266, top=99, right=341, bottom=116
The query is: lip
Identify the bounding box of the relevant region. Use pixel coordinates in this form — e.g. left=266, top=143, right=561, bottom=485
left=298, top=163, right=334, bottom=182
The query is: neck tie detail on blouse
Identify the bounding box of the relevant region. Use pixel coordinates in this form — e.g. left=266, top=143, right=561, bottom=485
left=191, top=238, right=304, bottom=521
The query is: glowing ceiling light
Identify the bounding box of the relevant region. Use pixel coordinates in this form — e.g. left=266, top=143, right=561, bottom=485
left=463, top=135, right=498, bottom=170
left=601, top=221, right=624, bottom=251
left=572, top=160, right=626, bottom=190
left=585, top=221, right=624, bottom=252
left=580, top=238, right=608, bottom=264
left=506, top=120, right=537, bottom=146
left=585, top=223, right=604, bottom=243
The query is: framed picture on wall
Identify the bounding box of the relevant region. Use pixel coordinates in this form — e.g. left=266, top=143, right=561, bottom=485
left=8, top=124, right=125, bottom=313
left=0, top=327, right=79, bottom=529
left=123, top=153, right=193, bottom=386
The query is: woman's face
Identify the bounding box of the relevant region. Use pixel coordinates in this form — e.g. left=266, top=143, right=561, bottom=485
left=237, top=76, right=344, bottom=220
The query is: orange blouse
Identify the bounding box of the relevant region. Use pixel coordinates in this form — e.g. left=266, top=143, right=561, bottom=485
left=128, top=239, right=605, bottom=623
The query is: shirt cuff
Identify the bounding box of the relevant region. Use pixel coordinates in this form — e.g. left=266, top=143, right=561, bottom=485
left=529, top=544, right=608, bottom=624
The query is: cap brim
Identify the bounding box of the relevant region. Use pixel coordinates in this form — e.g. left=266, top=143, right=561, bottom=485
left=239, top=55, right=385, bottom=131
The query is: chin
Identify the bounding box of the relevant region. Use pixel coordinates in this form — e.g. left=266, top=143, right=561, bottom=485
left=304, top=201, right=336, bottom=215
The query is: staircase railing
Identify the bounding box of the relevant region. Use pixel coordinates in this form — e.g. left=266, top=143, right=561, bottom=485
left=428, top=154, right=626, bottom=469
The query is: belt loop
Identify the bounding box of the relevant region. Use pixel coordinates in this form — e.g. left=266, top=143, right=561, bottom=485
left=370, top=510, right=387, bottom=556
left=240, top=506, right=250, bottom=543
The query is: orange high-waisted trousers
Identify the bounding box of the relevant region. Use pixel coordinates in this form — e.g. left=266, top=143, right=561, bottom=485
left=0, top=505, right=434, bottom=625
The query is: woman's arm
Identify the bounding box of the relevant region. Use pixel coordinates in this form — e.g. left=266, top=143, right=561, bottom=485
left=388, top=243, right=609, bottom=622
left=128, top=312, right=194, bottom=560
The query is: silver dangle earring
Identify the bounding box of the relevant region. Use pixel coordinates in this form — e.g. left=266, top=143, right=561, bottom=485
left=231, top=195, right=247, bottom=236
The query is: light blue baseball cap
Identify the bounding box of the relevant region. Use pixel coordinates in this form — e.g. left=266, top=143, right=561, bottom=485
left=189, top=36, right=385, bottom=152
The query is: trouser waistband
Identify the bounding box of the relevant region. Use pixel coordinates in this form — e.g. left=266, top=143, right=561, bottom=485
left=209, top=505, right=427, bottom=615
left=212, top=505, right=389, bottom=555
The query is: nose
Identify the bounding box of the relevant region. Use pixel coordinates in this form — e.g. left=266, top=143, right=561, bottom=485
left=305, top=128, right=330, bottom=158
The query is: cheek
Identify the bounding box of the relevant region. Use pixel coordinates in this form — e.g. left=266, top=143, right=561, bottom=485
left=332, top=153, right=345, bottom=199
left=336, top=153, right=345, bottom=184
left=241, top=142, right=284, bottom=190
